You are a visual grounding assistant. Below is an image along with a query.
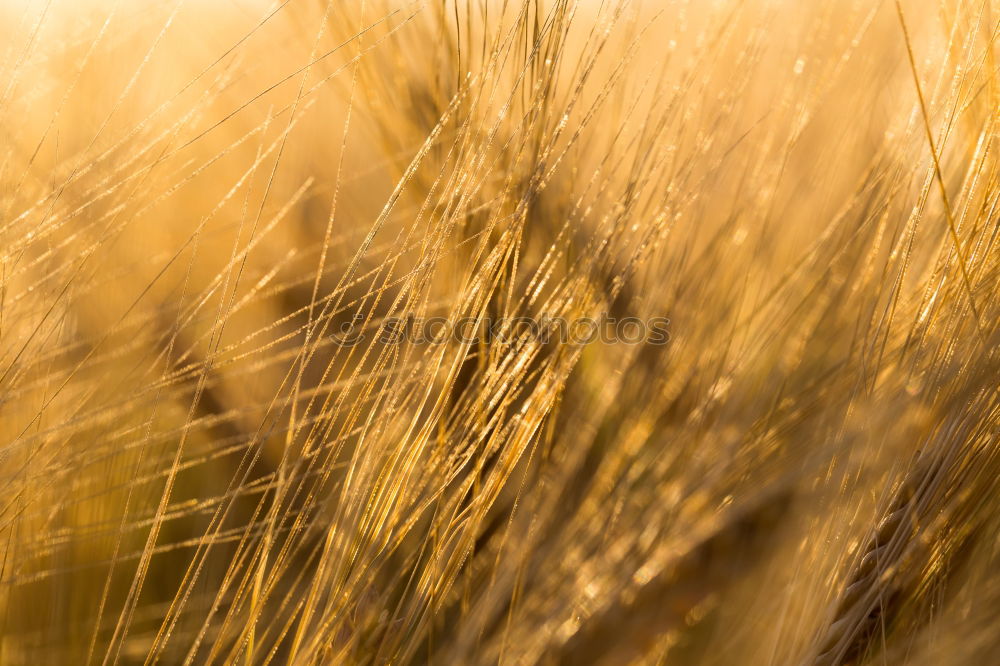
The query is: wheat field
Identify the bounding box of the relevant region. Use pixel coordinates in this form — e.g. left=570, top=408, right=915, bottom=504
left=1, top=0, right=999, bottom=663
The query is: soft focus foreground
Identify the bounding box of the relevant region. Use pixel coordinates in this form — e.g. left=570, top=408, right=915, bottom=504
left=1, top=1, right=1000, bottom=664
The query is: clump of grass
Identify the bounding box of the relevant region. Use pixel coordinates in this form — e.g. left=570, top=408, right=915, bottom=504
left=1, top=0, right=999, bottom=664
